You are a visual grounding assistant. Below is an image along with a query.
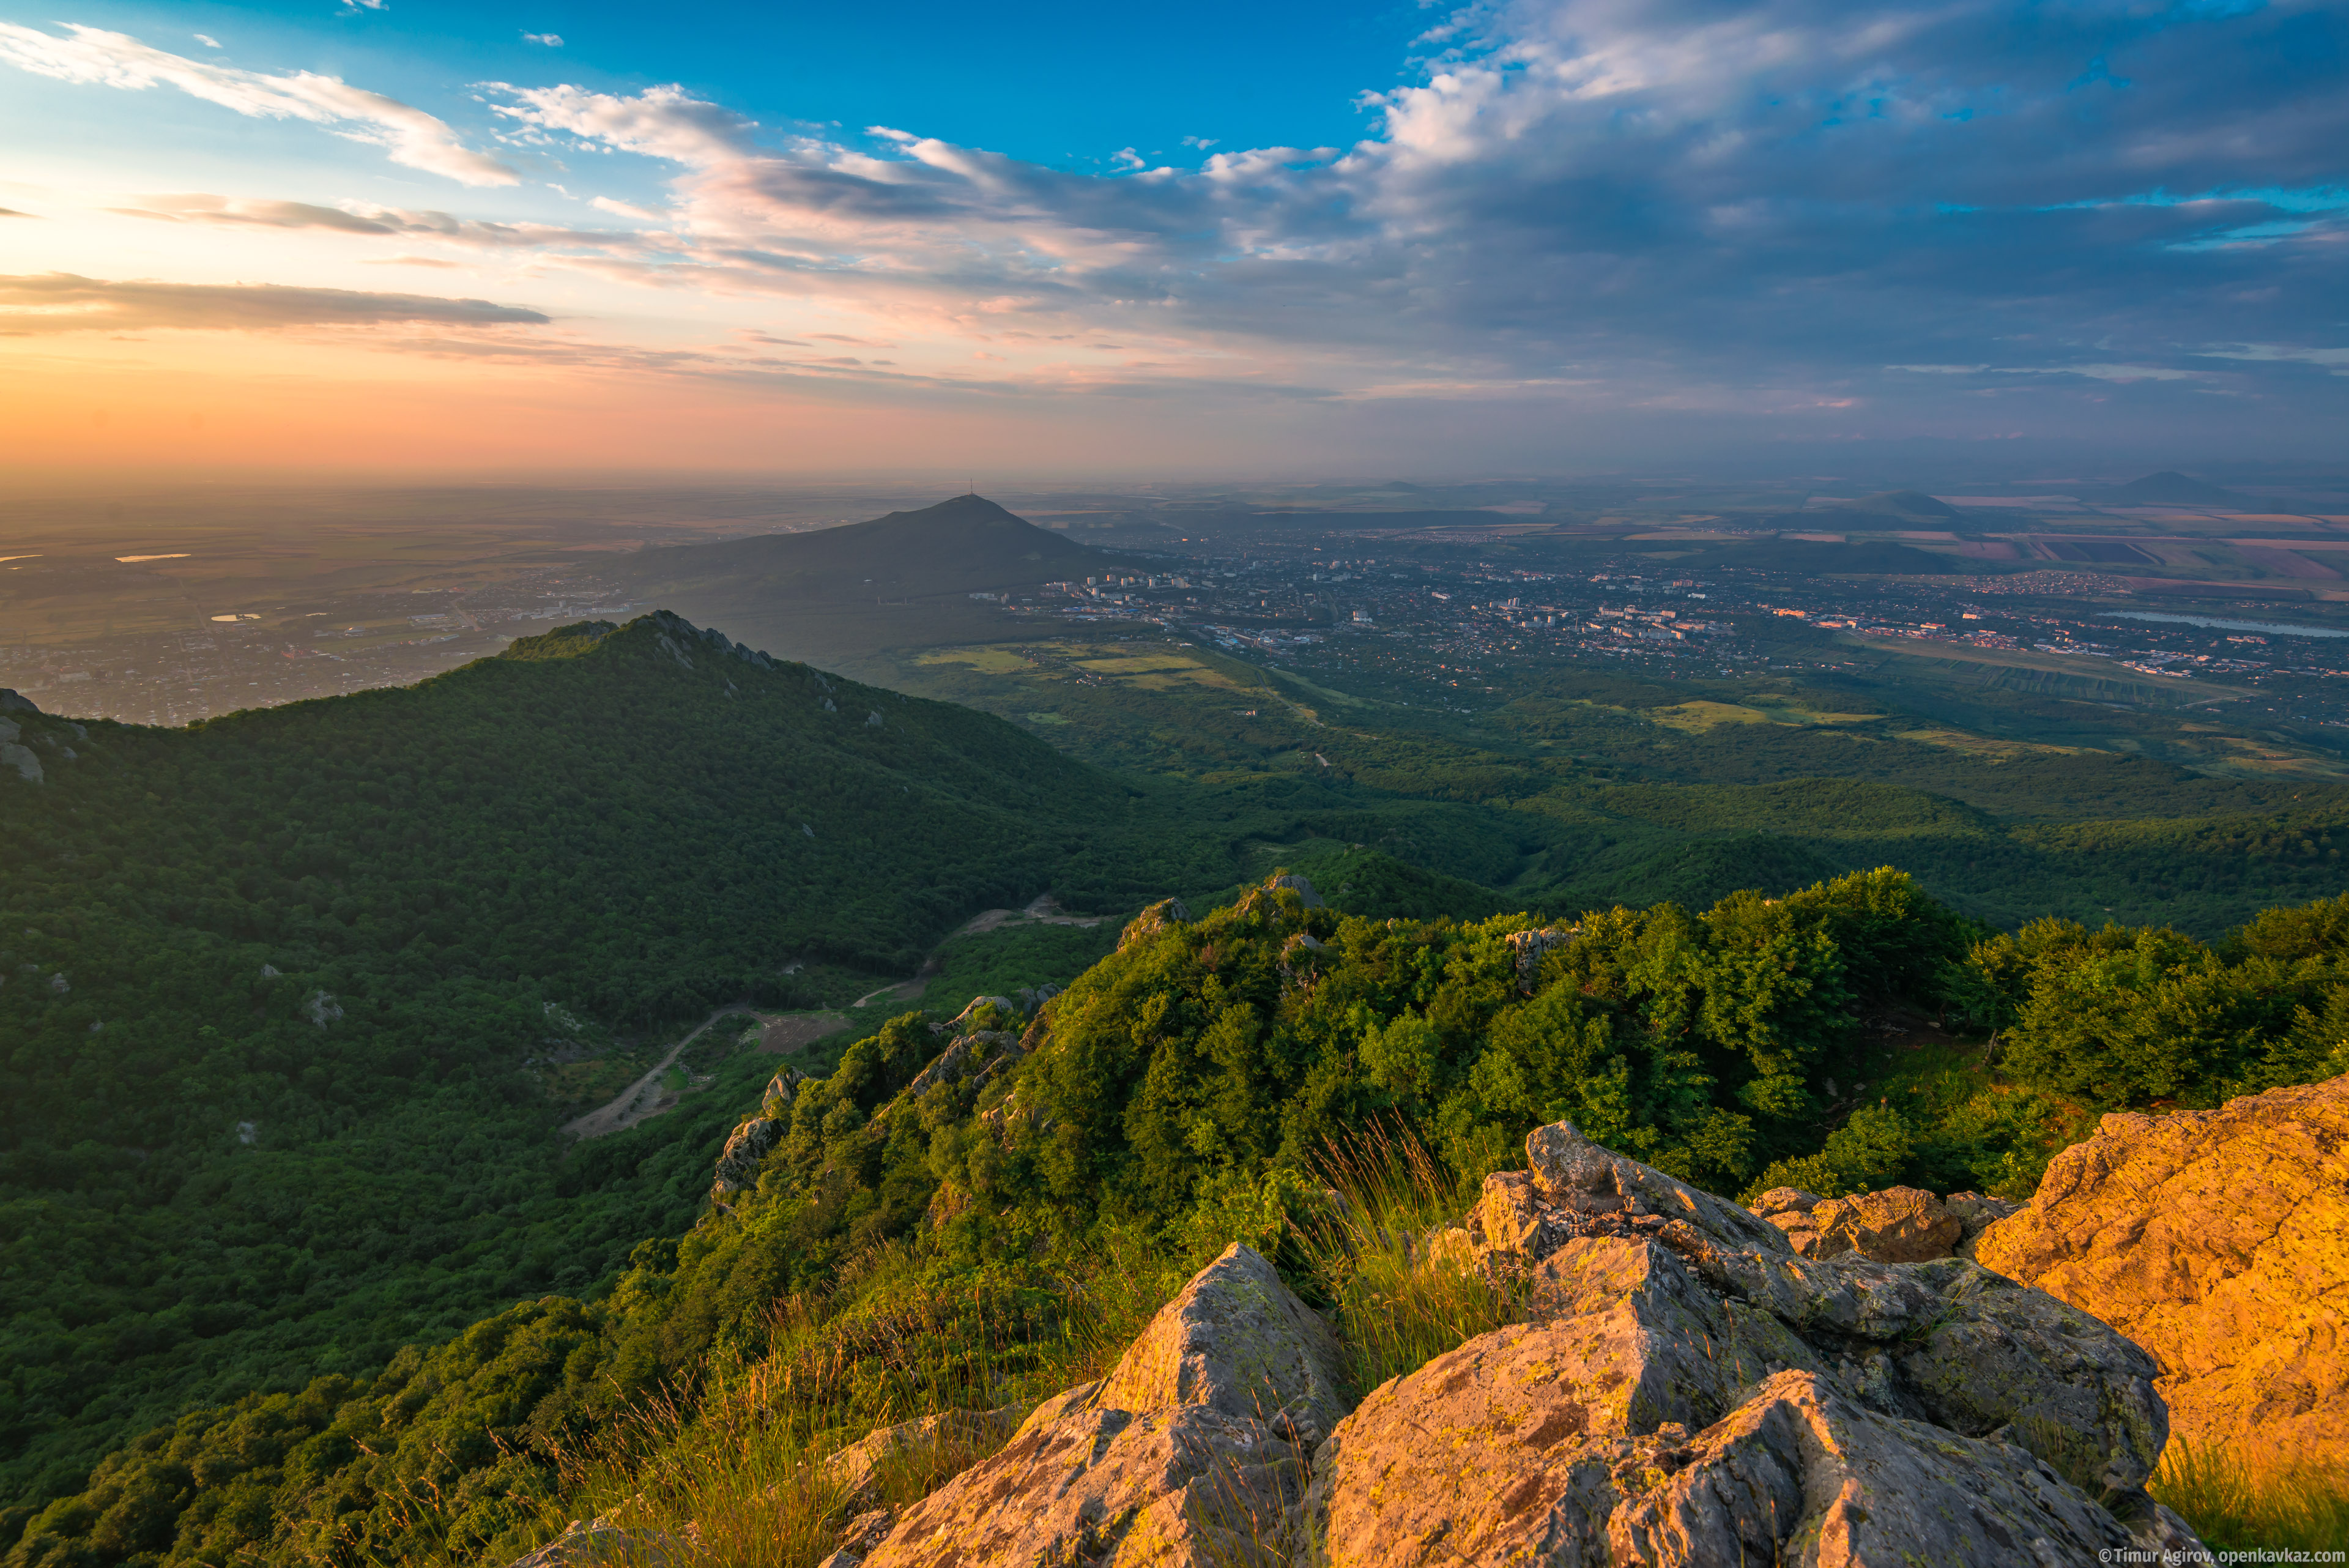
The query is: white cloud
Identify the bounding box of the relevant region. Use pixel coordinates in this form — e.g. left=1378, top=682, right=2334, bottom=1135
left=193, top=33, right=220, bottom=48
left=0, top=270, right=548, bottom=331
left=523, top=32, right=563, bottom=47
left=590, top=195, right=662, bottom=221
left=0, top=23, right=517, bottom=185
left=108, top=191, right=649, bottom=253
left=488, top=81, right=755, bottom=165
left=10, top=1, right=2342, bottom=451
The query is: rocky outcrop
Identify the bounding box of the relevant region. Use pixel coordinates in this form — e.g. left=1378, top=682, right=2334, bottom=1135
left=1975, top=1072, right=2349, bottom=1459
left=0, top=714, right=42, bottom=784
left=855, top=1243, right=1345, bottom=1568
left=710, top=1117, right=782, bottom=1205
left=1265, top=874, right=1324, bottom=908
left=1750, top=1184, right=1964, bottom=1261
left=763, top=1066, right=806, bottom=1112
left=939, top=995, right=1014, bottom=1030
left=1946, top=1189, right=2020, bottom=1257
left=822, top=1407, right=1021, bottom=1506
left=1748, top=1184, right=2016, bottom=1263
left=1119, top=897, right=1192, bottom=949
left=1299, top=1120, right=2193, bottom=1566
left=875, top=1030, right=1025, bottom=1138
left=1502, top=925, right=1575, bottom=993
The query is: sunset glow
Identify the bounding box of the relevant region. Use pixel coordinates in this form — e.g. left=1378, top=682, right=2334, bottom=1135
left=2, top=0, right=2344, bottom=477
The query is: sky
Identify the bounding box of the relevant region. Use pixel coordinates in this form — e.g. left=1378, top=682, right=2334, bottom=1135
left=0, top=0, right=2344, bottom=479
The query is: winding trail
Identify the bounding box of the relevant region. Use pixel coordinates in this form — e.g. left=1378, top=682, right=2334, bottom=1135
left=562, top=1003, right=745, bottom=1140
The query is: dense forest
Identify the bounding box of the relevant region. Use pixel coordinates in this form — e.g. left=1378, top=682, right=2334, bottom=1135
left=7, top=606, right=2349, bottom=1559
left=7, top=867, right=2345, bottom=1568
left=0, top=612, right=1184, bottom=1504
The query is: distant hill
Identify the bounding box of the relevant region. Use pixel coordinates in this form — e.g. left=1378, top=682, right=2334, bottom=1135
left=1739, top=537, right=1970, bottom=574
left=609, top=494, right=1116, bottom=669
left=616, top=494, right=1105, bottom=602
left=1837, top=489, right=1963, bottom=520
left=2107, top=471, right=2253, bottom=506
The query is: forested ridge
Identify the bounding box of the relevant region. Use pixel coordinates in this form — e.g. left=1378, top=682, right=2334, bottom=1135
left=0, top=612, right=1176, bottom=1505
left=7, top=866, right=2346, bottom=1568
left=9, top=604, right=2349, bottom=1563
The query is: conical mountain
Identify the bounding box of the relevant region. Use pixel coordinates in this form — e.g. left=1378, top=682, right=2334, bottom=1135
left=1831, top=489, right=1962, bottom=520
left=2109, top=471, right=2251, bottom=505
left=609, top=494, right=1118, bottom=666
left=617, top=494, right=1104, bottom=602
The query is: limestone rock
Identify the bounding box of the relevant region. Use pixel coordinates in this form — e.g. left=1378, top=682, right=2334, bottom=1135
left=1974, top=1072, right=2349, bottom=1458
left=1945, top=1189, right=2019, bottom=1258
left=1, top=742, right=41, bottom=784
left=861, top=1243, right=1340, bottom=1568
left=1307, top=1364, right=2147, bottom=1567
left=763, top=1066, right=806, bottom=1110
left=1119, top=897, right=1192, bottom=949
left=503, top=1521, right=678, bottom=1568
left=881, top=1030, right=1020, bottom=1123
left=302, top=989, right=343, bottom=1025
left=1092, top=1239, right=1347, bottom=1441
left=1755, top=1185, right=1964, bottom=1262
left=1502, top=925, right=1575, bottom=993
left=710, top=1117, right=782, bottom=1202
left=943, top=995, right=1014, bottom=1029
left=1296, top=1120, right=2194, bottom=1564
left=822, top=1409, right=1019, bottom=1504
left=1264, top=873, right=1324, bottom=908
left=1524, top=1118, right=1794, bottom=1255
left=817, top=1509, right=893, bottom=1568
left=0, top=689, right=38, bottom=713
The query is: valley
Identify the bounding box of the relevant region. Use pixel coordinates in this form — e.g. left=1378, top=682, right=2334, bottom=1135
left=5, top=481, right=2348, bottom=1564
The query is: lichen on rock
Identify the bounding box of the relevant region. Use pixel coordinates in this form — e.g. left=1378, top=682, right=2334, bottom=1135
left=858, top=1244, right=1342, bottom=1568
left=1294, top=1118, right=2194, bottom=1566
left=1974, top=1072, right=2349, bottom=1462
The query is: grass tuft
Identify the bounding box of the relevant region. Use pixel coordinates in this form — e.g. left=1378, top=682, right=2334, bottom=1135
left=1293, top=1126, right=1529, bottom=1397
left=2151, top=1434, right=2349, bottom=1554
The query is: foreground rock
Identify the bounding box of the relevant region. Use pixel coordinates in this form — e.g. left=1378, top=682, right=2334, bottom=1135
left=1299, top=1120, right=2195, bottom=1566
left=820, top=1406, right=1020, bottom=1505
left=1750, top=1184, right=1962, bottom=1261
left=856, top=1243, right=1345, bottom=1567
left=1975, top=1072, right=2349, bottom=1459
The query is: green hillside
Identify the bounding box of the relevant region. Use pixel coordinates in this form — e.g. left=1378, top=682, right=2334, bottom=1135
left=11, top=591, right=2349, bottom=1545
left=0, top=611, right=1170, bottom=1504
left=9, top=866, right=2346, bottom=1568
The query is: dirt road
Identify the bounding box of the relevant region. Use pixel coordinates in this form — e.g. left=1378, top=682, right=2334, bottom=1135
left=562, top=1005, right=744, bottom=1140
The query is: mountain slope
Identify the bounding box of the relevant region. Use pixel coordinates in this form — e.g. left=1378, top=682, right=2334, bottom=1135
left=619, top=494, right=1099, bottom=600
left=2109, top=471, right=2254, bottom=506
left=0, top=611, right=1167, bottom=1503
left=608, top=496, right=1113, bottom=669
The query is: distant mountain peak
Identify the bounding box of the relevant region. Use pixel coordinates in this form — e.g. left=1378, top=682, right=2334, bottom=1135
left=1832, top=489, right=1962, bottom=519
left=2111, top=470, right=2246, bottom=504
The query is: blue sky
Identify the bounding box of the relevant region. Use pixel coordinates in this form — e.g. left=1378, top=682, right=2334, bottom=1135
left=1, top=0, right=2344, bottom=475
left=19, top=0, right=1433, bottom=169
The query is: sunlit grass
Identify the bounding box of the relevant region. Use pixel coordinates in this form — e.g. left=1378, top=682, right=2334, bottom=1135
left=1294, top=1126, right=1529, bottom=1397
left=2152, top=1434, right=2349, bottom=1554
left=489, top=1236, right=1193, bottom=1568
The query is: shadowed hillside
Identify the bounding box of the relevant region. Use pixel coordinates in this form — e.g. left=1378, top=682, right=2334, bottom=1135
left=610, top=496, right=1112, bottom=665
